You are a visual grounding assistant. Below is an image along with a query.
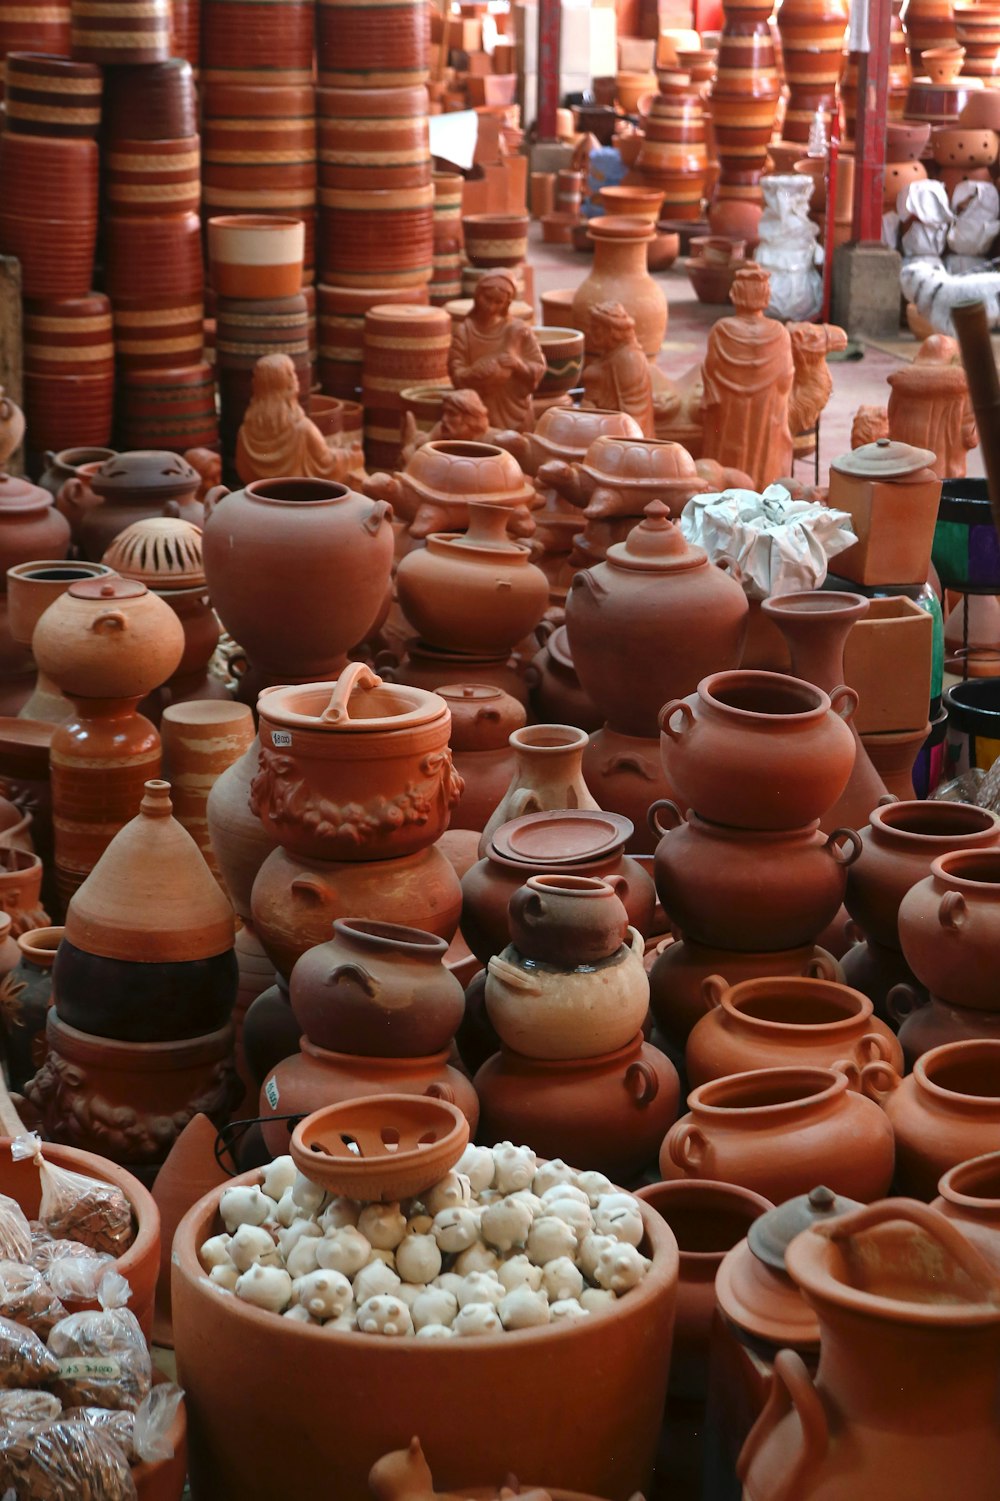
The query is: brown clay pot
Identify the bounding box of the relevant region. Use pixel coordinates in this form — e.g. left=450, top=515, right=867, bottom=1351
left=316, top=0, right=428, bottom=86
left=933, top=1149, right=1000, bottom=1268
left=898, top=850, right=1000, bottom=1010
left=0, top=475, right=71, bottom=579
left=871, top=1038, right=1000, bottom=1198
left=438, top=683, right=524, bottom=832
left=892, top=989, right=1000, bottom=1069
left=151, top=1112, right=232, bottom=1346
left=0, top=848, right=49, bottom=937
left=317, top=85, right=430, bottom=192
left=581, top=727, right=675, bottom=859
left=78, top=449, right=202, bottom=561
left=507, top=872, right=630, bottom=965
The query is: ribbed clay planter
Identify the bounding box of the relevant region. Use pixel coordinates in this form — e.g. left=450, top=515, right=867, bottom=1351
left=317, top=281, right=429, bottom=398
left=462, top=212, right=530, bottom=267
left=116, top=365, right=219, bottom=451
left=111, top=297, right=204, bottom=372
left=201, top=0, right=314, bottom=80
left=103, top=58, right=197, bottom=140
left=776, top=0, right=849, bottom=142
left=361, top=303, right=451, bottom=466
left=316, top=0, right=429, bottom=86
left=319, top=184, right=434, bottom=288
left=318, top=85, right=430, bottom=191
left=24, top=293, right=113, bottom=377
left=572, top=215, right=667, bottom=356
left=0, top=0, right=69, bottom=59
left=70, top=0, right=171, bottom=61
left=105, top=212, right=203, bottom=303
left=23, top=371, right=113, bottom=454
left=104, top=136, right=200, bottom=217
left=4, top=53, right=103, bottom=138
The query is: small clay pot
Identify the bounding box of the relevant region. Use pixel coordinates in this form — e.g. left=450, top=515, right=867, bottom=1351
left=2, top=924, right=61, bottom=1090
left=923, top=44, right=966, bottom=83
left=898, top=849, right=1000, bottom=1009
left=507, top=873, right=630, bottom=964
left=933, top=1149, right=1000, bottom=1268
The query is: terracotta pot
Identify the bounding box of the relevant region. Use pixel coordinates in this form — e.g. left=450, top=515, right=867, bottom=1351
left=105, top=212, right=202, bottom=306
left=361, top=304, right=451, bottom=469
left=659, top=670, right=857, bottom=832
left=206, top=216, right=304, bottom=300
left=205, top=737, right=276, bottom=923
left=933, top=1149, right=1000, bottom=1268
left=475, top=1032, right=680, bottom=1183
left=318, top=183, right=434, bottom=289
left=103, top=57, right=197, bottom=140
left=251, top=842, right=463, bottom=980
left=776, top=0, right=849, bottom=140
left=318, top=85, right=430, bottom=192
left=2, top=924, right=60, bottom=1089
left=507, top=872, right=630, bottom=965
left=317, top=281, right=428, bottom=398
left=32, top=575, right=185, bottom=701
left=892, top=989, right=1000, bottom=1068
left=650, top=803, right=860, bottom=951
left=438, top=683, right=524, bottom=832
left=316, top=0, right=429, bottom=86
left=840, top=931, right=925, bottom=1018
left=201, top=0, right=314, bottom=79
left=252, top=666, right=460, bottom=864
left=598, top=185, right=666, bottom=222
left=636, top=1178, right=772, bottom=1398
left=160, top=703, right=255, bottom=889
left=0, top=476, right=71, bottom=582
left=151, top=1112, right=232, bottom=1346
left=478, top=723, right=599, bottom=856
left=70, top=0, right=171, bottom=61
left=659, top=1064, right=896, bottom=1203
left=289, top=917, right=464, bottom=1056
left=26, top=294, right=112, bottom=376
left=686, top=975, right=902, bottom=1088
left=572, top=216, right=667, bottom=356
left=898, top=849, right=1000, bottom=1008
left=379, top=643, right=530, bottom=706
left=78, top=449, right=202, bottom=561
left=203, top=477, right=393, bottom=682
left=526, top=625, right=603, bottom=732
left=461, top=212, right=529, bottom=268
left=535, top=327, right=586, bottom=397
left=4, top=53, right=103, bottom=138
left=576, top=728, right=671, bottom=859
left=242, top=977, right=299, bottom=1086
left=566, top=503, right=748, bottom=739
left=827, top=439, right=941, bottom=589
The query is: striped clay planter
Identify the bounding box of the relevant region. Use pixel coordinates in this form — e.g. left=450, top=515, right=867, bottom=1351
left=70, top=0, right=171, bottom=63
left=361, top=303, right=451, bottom=469
left=170, top=0, right=198, bottom=64
left=116, top=364, right=219, bottom=452
left=317, top=281, right=428, bottom=398
left=24, top=368, right=113, bottom=456
left=24, top=293, right=114, bottom=377
left=462, top=211, right=529, bottom=267
left=635, top=76, right=709, bottom=220
left=215, top=292, right=311, bottom=452
left=104, top=137, right=201, bottom=216
left=0, top=133, right=97, bottom=298
left=317, top=85, right=430, bottom=191
left=317, top=0, right=429, bottom=87
left=319, top=183, right=434, bottom=288
left=776, top=0, right=848, bottom=141
left=104, top=212, right=203, bottom=302
left=430, top=246, right=463, bottom=306
left=903, top=0, right=957, bottom=58
left=208, top=215, right=304, bottom=299
left=201, top=0, right=314, bottom=82
left=4, top=53, right=102, bottom=137
left=433, top=171, right=464, bottom=245
left=103, top=57, right=197, bottom=139
left=709, top=0, right=781, bottom=190
left=112, top=297, right=205, bottom=370
left=0, top=0, right=70, bottom=64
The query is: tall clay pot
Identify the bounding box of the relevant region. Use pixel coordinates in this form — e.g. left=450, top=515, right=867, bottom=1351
left=572, top=215, right=667, bottom=356
left=776, top=0, right=849, bottom=143
left=478, top=723, right=599, bottom=856
left=707, top=0, right=781, bottom=240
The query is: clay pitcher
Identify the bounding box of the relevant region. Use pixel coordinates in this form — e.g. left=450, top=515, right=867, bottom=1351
left=478, top=723, right=599, bottom=856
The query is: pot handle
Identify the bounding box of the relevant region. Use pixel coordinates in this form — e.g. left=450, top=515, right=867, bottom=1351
left=363, top=497, right=393, bottom=533
left=829, top=685, right=858, bottom=723
left=203, top=483, right=229, bottom=520
left=57, top=477, right=86, bottom=519
left=321, top=662, right=383, bottom=724
left=624, top=1059, right=659, bottom=1106
left=877, top=793, right=899, bottom=806
left=90, top=609, right=127, bottom=635
left=856, top=1032, right=897, bottom=1066
left=806, top=950, right=840, bottom=980
left=425, top=1081, right=456, bottom=1105
left=667, top=1121, right=709, bottom=1174
left=859, top=1057, right=901, bottom=1106
left=822, top=1197, right=1000, bottom=1281
left=886, top=981, right=925, bottom=1026
left=487, top=955, right=542, bottom=994
left=737, top=1350, right=829, bottom=1500
left=939, top=890, right=967, bottom=930
left=825, top=827, right=862, bottom=866
left=659, top=699, right=695, bottom=741
left=534, top=618, right=556, bottom=648
left=627, top=925, right=644, bottom=959
left=701, top=973, right=727, bottom=1011
left=290, top=875, right=332, bottom=906
left=325, top=963, right=378, bottom=997
left=504, top=787, right=543, bottom=821
left=569, top=570, right=608, bottom=599
left=647, top=797, right=684, bottom=839
left=830, top=1057, right=862, bottom=1088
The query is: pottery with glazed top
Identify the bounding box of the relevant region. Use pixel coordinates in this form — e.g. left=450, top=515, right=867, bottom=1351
left=289, top=918, right=465, bottom=1057
left=650, top=801, right=861, bottom=951
left=478, top=723, right=599, bottom=856
left=659, top=671, right=858, bottom=831
left=685, top=975, right=902, bottom=1088
left=202, top=477, right=394, bottom=682
left=846, top=798, right=1000, bottom=949
left=252, top=665, right=461, bottom=864
left=507, top=872, right=630, bottom=964
left=933, top=1149, right=1000, bottom=1267
left=208, top=215, right=304, bottom=299
left=566, top=502, right=748, bottom=740
left=898, top=849, right=1000, bottom=1009
left=438, top=683, right=525, bottom=832
left=572, top=216, right=668, bottom=356
left=659, top=1064, right=896, bottom=1203
left=738, top=1199, right=1000, bottom=1501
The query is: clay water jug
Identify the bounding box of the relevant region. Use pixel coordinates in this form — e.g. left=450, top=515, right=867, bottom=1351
left=572, top=215, right=667, bottom=356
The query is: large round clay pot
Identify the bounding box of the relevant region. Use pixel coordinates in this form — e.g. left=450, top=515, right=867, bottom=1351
left=475, top=1032, right=680, bottom=1182
left=659, top=670, right=858, bottom=831
left=892, top=989, right=1000, bottom=1069
left=650, top=802, right=861, bottom=951
left=32, top=574, right=185, bottom=700
left=846, top=798, right=1000, bottom=950
left=869, top=1038, right=1000, bottom=1198
left=572, top=215, right=667, bottom=356
left=206, top=737, right=275, bottom=923
left=478, top=723, right=599, bottom=856
left=636, top=1178, right=772, bottom=1398
left=659, top=1064, right=896, bottom=1203
left=252, top=665, right=461, bottom=863
left=932, top=1149, right=1000, bottom=1268
left=565, top=503, right=748, bottom=739
left=202, top=478, right=394, bottom=681
left=898, top=849, right=1000, bottom=1009
left=289, top=918, right=465, bottom=1056
left=685, top=975, right=902, bottom=1088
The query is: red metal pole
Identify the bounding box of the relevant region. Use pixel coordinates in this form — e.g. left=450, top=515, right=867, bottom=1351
left=537, top=0, right=562, bottom=142
left=821, top=112, right=840, bottom=321
left=851, top=0, right=892, bottom=241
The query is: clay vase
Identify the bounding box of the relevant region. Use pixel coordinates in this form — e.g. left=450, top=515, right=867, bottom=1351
left=572, top=215, right=668, bottom=356
left=507, top=871, right=630, bottom=963
left=636, top=1179, right=773, bottom=1398
left=776, top=0, right=849, bottom=143
left=151, top=1112, right=232, bottom=1347
left=202, top=477, right=394, bottom=683
left=737, top=1199, right=1000, bottom=1501
left=437, top=683, right=525, bottom=833
left=846, top=798, right=1000, bottom=951
left=898, top=849, right=1000, bottom=1010
left=659, top=1063, right=896, bottom=1203
left=206, top=736, right=276, bottom=923
left=56, top=780, right=238, bottom=1042
left=650, top=801, right=861, bottom=951
left=478, top=723, right=599, bottom=856
left=161, top=702, right=255, bottom=892
left=659, top=670, right=857, bottom=831
left=867, top=1039, right=1000, bottom=1198
left=2, top=924, right=61, bottom=1091
left=396, top=502, right=550, bottom=657
left=474, top=1032, right=680, bottom=1183
left=565, top=501, right=749, bottom=740
left=933, top=1149, right=1000, bottom=1268
left=685, top=975, right=902, bottom=1088
left=761, top=591, right=888, bottom=833
left=289, top=918, right=465, bottom=1057
left=258, top=1039, right=479, bottom=1157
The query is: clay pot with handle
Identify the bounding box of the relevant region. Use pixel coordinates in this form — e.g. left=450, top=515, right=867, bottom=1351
left=898, top=849, right=1000, bottom=1009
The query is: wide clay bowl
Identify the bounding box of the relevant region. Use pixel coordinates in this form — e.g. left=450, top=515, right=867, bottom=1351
left=289, top=1094, right=469, bottom=1200
left=886, top=120, right=932, bottom=159
left=922, top=45, right=966, bottom=83
left=932, top=125, right=1000, bottom=164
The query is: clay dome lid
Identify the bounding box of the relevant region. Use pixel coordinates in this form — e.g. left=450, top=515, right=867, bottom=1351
left=715, top=1236, right=821, bottom=1351
left=581, top=436, right=703, bottom=492
left=832, top=436, right=937, bottom=479
left=103, top=517, right=206, bottom=589
left=91, top=449, right=200, bottom=500
left=606, top=501, right=708, bottom=571
left=530, top=406, right=643, bottom=463
left=68, top=575, right=147, bottom=602
left=64, top=779, right=236, bottom=962
left=404, top=441, right=535, bottom=508
left=258, top=663, right=449, bottom=734
left=748, top=1185, right=863, bottom=1271
left=0, top=472, right=55, bottom=511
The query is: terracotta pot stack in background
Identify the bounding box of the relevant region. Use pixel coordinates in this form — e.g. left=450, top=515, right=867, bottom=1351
left=361, top=303, right=452, bottom=469
left=775, top=0, right=848, bottom=146
left=706, top=0, right=781, bottom=241
left=633, top=69, right=709, bottom=223
left=431, top=170, right=465, bottom=306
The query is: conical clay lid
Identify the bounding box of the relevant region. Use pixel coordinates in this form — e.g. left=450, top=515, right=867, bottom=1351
left=65, top=780, right=236, bottom=962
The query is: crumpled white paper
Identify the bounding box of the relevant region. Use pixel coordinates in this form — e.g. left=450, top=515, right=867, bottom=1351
left=947, top=180, right=1000, bottom=257
left=898, top=179, right=953, bottom=258
left=680, top=485, right=857, bottom=601
left=900, top=257, right=1000, bottom=333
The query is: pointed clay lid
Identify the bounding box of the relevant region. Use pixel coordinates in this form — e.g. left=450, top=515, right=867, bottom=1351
left=606, top=501, right=708, bottom=572
left=64, top=779, right=235, bottom=962
left=832, top=436, right=936, bottom=479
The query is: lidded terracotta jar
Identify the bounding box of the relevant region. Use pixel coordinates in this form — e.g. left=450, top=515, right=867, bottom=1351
left=79, top=449, right=201, bottom=560
left=32, top=574, right=186, bottom=700
left=933, top=1149, right=1000, bottom=1268
left=572, top=215, right=667, bottom=356
left=438, top=683, right=525, bottom=833
left=0, top=473, right=72, bottom=575
left=870, top=1038, right=1000, bottom=1197
left=898, top=849, right=1000, bottom=1009
left=478, top=723, right=599, bottom=856
left=567, top=502, right=748, bottom=739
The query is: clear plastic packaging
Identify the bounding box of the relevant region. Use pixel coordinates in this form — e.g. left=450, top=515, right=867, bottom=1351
left=0, top=1420, right=138, bottom=1500
left=30, top=1239, right=109, bottom=1277
left=65, top=1381, right=184, bottom=1464
left=45, top=1257, right=121, bottom=1309
left=0, top=1196, right=31, bottom=1264
left=47, top=1299, right=151, bottom=1412
left=11, top=1137, right=135, bottom=1257
left=0, top=1389, right=61, bottom=1430
left=0, top=1260, right=66, bottom=1339
left=0, top=1313, right=59, bottom=1388
left=63, top=1407, right=136, bottom=1461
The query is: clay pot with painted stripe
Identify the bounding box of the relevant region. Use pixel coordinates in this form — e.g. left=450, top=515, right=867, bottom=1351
left=70, top=0, right=171, bottom=63
left=4, top=52, right=102, bottom=138
left=201, top=0, right=314, bottom=81
left=105, top=137, right=201, bottom=217
left=318, top=85, right=430, bottom=191
left=319, top=183, right=434, bottom=288
left=316, top=0, right=430, bottom=86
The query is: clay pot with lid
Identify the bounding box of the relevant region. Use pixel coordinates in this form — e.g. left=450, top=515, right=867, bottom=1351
left=566, top=502, right=748, bottom=739
left=439, top=683, right=525, bottom=832
left=933, top=1149, right=1000, bottom=1267
left=827, top=437, right=942, bottom=587
left=478, top=723, right=599, bottom=857
left=572, top=215, right=667, bottom=356
left=0, top=473, right=71, bottom=576
left=650, top=801, right=860, bottom=951
left=659, top=670, right=857, bottom=831
left=289, top=917, right=465, bottom=1057
left=32, top=575, right=185, bottom=701
left=7, top=559, right=113, bottom=725
left=685, top=975, right=902, bottom=1088
left=74, top=449, right=201, bottom=560
left=252, top=664, right=462, bottom=864
left=659, top=1063, right=896, bottom=1203
left=846, top=798, right=1000, bottom=949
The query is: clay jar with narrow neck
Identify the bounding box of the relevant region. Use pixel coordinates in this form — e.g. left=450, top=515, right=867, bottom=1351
left=438, top=683, right=524, bottom=833
left=685, top=975, right=902, bottom=1089
left=761, top=591, right=888, bottom=833
left=478, top=722, right=599, bottom=856
left=289, top=918, right=465, bottom=1057
left=659, top=670, right=857, bottom=831
left=870, top=1038, right=1000, bottom=1197
left=658, top=1064, right=896, bottom=1204
left=847, top=798, right=1000, bottom=950
left=933, top=1149, right=1000, bottom=1268
left=396, top=502, right=549, bottom=658
left=572, top=215, right=668, bottom=356
left=898, top=849, right=1000, bottom=1010
left=566, top=502, right=748, bottom=739
left=202, top=476, right=394, bottom=684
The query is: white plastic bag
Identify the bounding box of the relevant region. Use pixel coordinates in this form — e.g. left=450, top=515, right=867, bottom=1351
left=680, top=486, right=856, bottom=600
left=754, top=175, right=823, bottom=321
left=898, top=179, right=953, bottom=258
left=947, top=180, right=1000, bottom=257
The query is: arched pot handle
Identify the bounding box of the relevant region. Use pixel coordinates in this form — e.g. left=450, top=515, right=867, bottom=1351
left=825, top=827, right=862, bottom=866
left=737, top=1350, right=829, bottom=1500
left=822, top=1196, right=1000, bottom=1281
left=659, top=699, right=695, bottom=741
left=939, top=890, right=967, bottom=930
left=860, top=1057, right=900, bottom=1106
left=91, top=609, right=127, bottom=634
left=326, top=963, right=378, bottom=997
left=504, top=787, right=543, bottom=821
left=321, top=662, right=382, bottom=724
left=806, top=950, right=840, bottom=981
left=363, top=497, right=393, bottom=533
left=625, top=1059, right=659, bottom=1106
left=700, top=973, right=727, bottom=1011
left=487, top=955, right=541, bottom=994
left=886, top=981, right=924, bottom=1026
left=627, top=925, right=644, bottom=959
left=841, top=917, right=865, bottom=949
left=290, top=876, right=331, bottom=905
left=648, top=797, right=684, bottom=839
left=829, top=685, right=858, bottom=723
left=877, top=793, right=899, bottom=806
left=830, top=1056, right=861, bottom=1088
left=57, top=477, right=86, bottom=518
left=569, top=570, right=607, bottom=598
left=717, top=552, right=742, bottom=583
left=475, top=707, right=502, bottom=725
left=667, top=1121, right=709, bottom=1175
left=534, top=618, right=556, bottom=648
left=203, top=483, right=229, bottom=520
left=856, top=1031, right=896, bottom=1066
left=425, top=1081, right=455, bottom=1104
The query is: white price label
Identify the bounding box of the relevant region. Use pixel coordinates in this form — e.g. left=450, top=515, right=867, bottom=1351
left=264, top=1077, right=279, bottom=1111
left=271, top=730, right=292, bottom=748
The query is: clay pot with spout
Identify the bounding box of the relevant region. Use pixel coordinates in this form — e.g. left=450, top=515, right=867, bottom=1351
left=933, top=1149, right=1000, bottom=1268
left=898, top=849, right=1000, bottom=1009
left=478, top=722, right=599, bottom=856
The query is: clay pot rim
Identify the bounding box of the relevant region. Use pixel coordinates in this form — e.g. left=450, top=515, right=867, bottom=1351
left=462, top=212, right=530, bottom=227
left=586, top=214, right=656, bottom=242
left=299, top=1035, right=455, bottom=1066
left=16, top=926, right=64, bottom=964
left=688, top=1064, right=849, bottom=1116
left=714, top=976, right=872, bottom=1033
left=928, top=848, right=1000, bottom=888
left=243, top=477, right=353, bottom=507
left=7, top=560, right=110, bottom=589
left=258, top=678, right=449, bottom=735
left=0, top=847, right=40, bottom=878
left=937, top=1148, right=1000, bottom=1210
left=761, top=589, right=869, bottom=627
left=533, top=325, right=586, bottom=346
left=681, top=809, right=825, bottom=843
left=49, top=1011, right=234, bottom=1069
left=695, top=669, right=830, bottom=723
left=523, top=873, right=617, bottom=900
left=208, top=213, right=305, bottom=234
left=869, top=798, right=1000, bottom=844
left=424, top=531, right=532, bottom=563
left=635, top=1179, right=773, bottom=1261
left=914, top=1039, right=1000, bottom=1110
left=509, top=724, right=590, bottom=755
left=330, top=917, right=449, bottom=957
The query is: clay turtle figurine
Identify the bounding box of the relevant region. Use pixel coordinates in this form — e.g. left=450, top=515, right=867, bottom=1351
left=365, top=439, right=539, bottom=539
left=537, top=435, right=710, bottom=520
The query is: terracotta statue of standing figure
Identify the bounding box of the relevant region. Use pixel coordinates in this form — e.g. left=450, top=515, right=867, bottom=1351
left=581, top=301, right=655, bottom=437
left=700, top=265, right=794, bottom=490
left=448, top=270, right=545, bottom=433
left=235, top=353, right=350, bottom=485
left=887, top=333, right=978, bottom=478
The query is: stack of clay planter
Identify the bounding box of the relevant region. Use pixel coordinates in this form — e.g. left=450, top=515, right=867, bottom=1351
left=633, top=69, right=709, bottom=222
left=461, top=212, right=532, bottom=311
left=430, top=171, right=465, bottom=306
left=361, top=304, right=451, bottom=469
left=25, top=778, right=240, bottom=1178
left=707, top=0, right=781, bottom=241
left=775, top=0, right=848, bottom=146
left=0, top=1, right=69, bottom=68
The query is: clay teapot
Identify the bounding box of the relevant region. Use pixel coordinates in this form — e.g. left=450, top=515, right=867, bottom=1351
left=32, top=574, right=186, bottom=701
left=76, top=449, right=202, bottom=560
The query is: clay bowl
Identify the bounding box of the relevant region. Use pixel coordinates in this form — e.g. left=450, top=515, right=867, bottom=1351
left=932, top=125, right=1000, bottom=164
left=597, top=184, right=666, bottom=222
left=960, top=90, right=1000, bottom=129
left=922, top=45, right=966, bottom=83
left=289, top=1095, right=470, bottom=1201
left=689, top=234, right=746, bottom=265
left=616, top=131, right=644, bottom=168
left=886, top=120, right=932, bottom=159
left=534, top=326, right=586, bottom=395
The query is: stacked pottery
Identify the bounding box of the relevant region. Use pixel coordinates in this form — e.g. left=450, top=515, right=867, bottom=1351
left=438, top=683, right=525, bottom=833
left=474, top=873, right=680, bottom=1182
left=25, top=779, right=240, bottom=1176
left=70, top=0, right=170, bottom=60
left=882, top=121, right=930, bottom=210
left=361, top=304, right=451, bottom=469
left=161, top=702, right=255, bottom=889
left=707, top=0, right=781, bottom=240
left=954, top=2, right=1000, bottom=82
left=0, top=449, right=73, bottom=715
left=23, top=294, right=115, bottom=464
left=633, top=69, right=709, bottom=222
left=0, top=0, right=69, bottom=61
left=776, top=0, right=848, bottom=145
left=650, top=670, right=859, bottom=1050
left=0, top=133, right=98, bottom=300
left=4, top=51, right=101, bottom=137
left=685, top=233, right=747, bottom=303
left=317, top=283, right=430, bottom=400
left=430, top=172, right=464, bottom=307
left=7, top=557, right=112, bottom=724
left=572, top=215, right=667, bottom=356
left=566, top=503, right=749, bottom=855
